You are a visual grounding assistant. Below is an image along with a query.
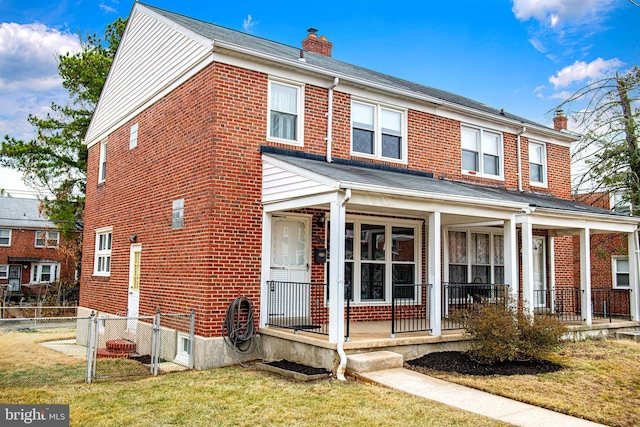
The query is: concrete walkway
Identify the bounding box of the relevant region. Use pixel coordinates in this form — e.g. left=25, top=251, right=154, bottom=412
left=359, top=368, right=605, bottom=427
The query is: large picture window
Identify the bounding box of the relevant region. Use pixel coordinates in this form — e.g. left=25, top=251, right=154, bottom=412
left=31, top=263, right=60, bottom=283
left=461, top=126, right=503, bottom=179
left=352, top=101, right=405, bottom=162
left=268, top=80, right=303, bottom=144
left=446, top=229, right=504, bottom=284
left=327, top=218, right=419, bottom=305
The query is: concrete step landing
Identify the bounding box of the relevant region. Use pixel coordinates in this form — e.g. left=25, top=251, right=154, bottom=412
left=347, top=351, right=403, bottom=374
left=616, top=331, right=640, bottom=342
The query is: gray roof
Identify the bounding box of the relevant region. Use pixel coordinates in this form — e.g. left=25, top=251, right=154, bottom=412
left=265, top=150, right=627, bottom=219
left=0, top=197, right=56, bottom=229
left=142, top=3, right=563, bottom=134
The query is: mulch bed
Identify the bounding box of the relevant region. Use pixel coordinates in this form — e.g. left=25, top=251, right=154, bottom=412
left=406, top=351, right=563, bottom=376
left=264, top=359, right=332, bottom=376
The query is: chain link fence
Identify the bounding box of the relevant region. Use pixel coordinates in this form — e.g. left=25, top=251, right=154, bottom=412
left=0, top=310, right=194, bottom=386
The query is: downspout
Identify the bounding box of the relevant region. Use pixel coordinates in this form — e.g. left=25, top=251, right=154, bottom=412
left=336, top=188, right=351, bottom=381
left=516, top=126, right=527, bottom=192
left=326, top=77, right=340, bottom=163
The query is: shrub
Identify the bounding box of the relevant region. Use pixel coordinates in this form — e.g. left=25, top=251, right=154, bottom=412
left=458, top=299, right=566, bottom=364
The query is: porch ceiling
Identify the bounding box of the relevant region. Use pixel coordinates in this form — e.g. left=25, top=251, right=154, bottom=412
left=262, top=148, right=640, bottom=233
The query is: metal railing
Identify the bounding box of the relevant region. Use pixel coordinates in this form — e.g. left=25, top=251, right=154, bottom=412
left=441, top=283, right=510, bottom=330
left=266, top=281, right=330, bottom=336
left=391, top=283, right=431, bottom=337
left=534, top=287, right=631, bottom=322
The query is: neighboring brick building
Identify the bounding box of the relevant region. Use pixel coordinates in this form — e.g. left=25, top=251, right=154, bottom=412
left=80, top=3, right=640, bottom=369
left=0, top=197, right=76, bottom=300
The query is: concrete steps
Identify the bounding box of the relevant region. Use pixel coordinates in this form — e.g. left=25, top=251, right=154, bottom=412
left=346, top=350, right=403, bottom=374
left=96, top=339, right=137, bottom=359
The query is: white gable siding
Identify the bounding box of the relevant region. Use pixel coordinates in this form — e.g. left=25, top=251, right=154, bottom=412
left=262, top=162, right=335, bottom=204
left=85, top=6, right=213, bottom=147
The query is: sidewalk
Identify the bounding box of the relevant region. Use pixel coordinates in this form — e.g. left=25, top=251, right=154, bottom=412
left=358, top=368, right=605, bottom=427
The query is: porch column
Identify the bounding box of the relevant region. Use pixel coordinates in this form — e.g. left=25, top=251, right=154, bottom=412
left=579, top=227, right=592, bottom=325
left=503, top=217, right=518, bottom=303
left=328, top=192, right=346, bottom=343
left=628, top=230, right=639, bottom=321
left=259, top=210, right=272, bottom=327
left=521, top=219, right=534, bottom=315
left=428, top=211, right=441, bottom=336
left=549, top=236, right=556, bottom=313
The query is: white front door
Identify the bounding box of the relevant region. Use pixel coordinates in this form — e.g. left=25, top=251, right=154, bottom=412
left=532, top=237, right=547, bottom=308
left=127, top=244, right=142, bottom=331
left=269, top=216, right=311, bottom=321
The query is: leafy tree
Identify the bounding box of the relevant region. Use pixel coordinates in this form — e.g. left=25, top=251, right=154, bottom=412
left=560, top=66, right=640, bottom=214
left=0, top=18, right=126, bottom=242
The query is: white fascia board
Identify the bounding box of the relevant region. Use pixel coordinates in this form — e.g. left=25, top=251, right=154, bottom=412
left=263, top=193, right=339, bottom=213
left=517, top=209, right=640, bottom=232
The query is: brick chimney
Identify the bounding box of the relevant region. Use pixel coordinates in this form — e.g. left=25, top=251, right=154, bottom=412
left=553, top=109, right=568, bottom=131
left=302, top=28, right=332, bottom=57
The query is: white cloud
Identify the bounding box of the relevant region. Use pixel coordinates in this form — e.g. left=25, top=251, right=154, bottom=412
left=549, top=90, right=571, bottom=100
left=0, top=23, right=81, bottom=93
left=243, top=15, right=257, bottom=33
left=99, top=2, right=117, bottom=14
left=549, top=58, right=624, bottom=88
left=512, top=0, right=614, bottom=26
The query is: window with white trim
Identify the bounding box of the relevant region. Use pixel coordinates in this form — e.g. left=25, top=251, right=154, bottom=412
left=172, top=198, right=184, bottom=229
left=461, top=126, right=503, bottom=179
left=174, top=333, right=192, bottom=366
left=612, top=256, right=629, bottom=288
left=0, top=265, right=8, bottom=279
left=35, top=230, right=59, bottom=248
left=98, top=141, right=107, bottom=183
left=31, top=263, right=59, bottom=283
left=351, top=101, right=405, bottom=162
left=94, top=228, right=113, bottom=276
left=529, top=141, right=547, bottom=186
left=268, top=80, right=303, bottom=144
left=611, top=192, right=632, bottom=215
left=327, top=217, right=420, bottom=304
left=129, top=123, right=139, bottom=149
left=0, top=229, right=10, bottom=246
left=446, top=229, right=504, bottom=284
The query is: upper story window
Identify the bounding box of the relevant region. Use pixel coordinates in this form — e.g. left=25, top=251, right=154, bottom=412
left=94, top=227, right=113, bottom=276
left=35, top=230, right=60, bottom=248
left=98, top=141, right=107, bottom=183
left=611, top=192, right=632, bottom=215
left=612, top=256, right=629, bottom=288
left=268, top=80, right=303, bottom=145
left=529, top=141, right=547, bottom=186
left=351, top=101, right=405, bottom=162
left=172, top=198, right=184, bottom=229
left=0, top=229, right=10, bottom=246
left=461, top=126, right=503, bottom=179
left=129, top=123, right=139, bottom=149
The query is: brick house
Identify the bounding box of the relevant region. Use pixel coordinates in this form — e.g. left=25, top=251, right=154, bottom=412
left=0, top=197, right=76, bottom=300
left=80, top=3, right=640, bottom=370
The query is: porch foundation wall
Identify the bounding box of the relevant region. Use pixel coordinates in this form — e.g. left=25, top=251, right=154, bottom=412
left=564, top=322, right=639, bottom=341
left=258, top=334, right=337, bottom=371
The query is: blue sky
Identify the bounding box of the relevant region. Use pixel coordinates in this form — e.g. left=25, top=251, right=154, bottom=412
left=0, top=0, right=638, bottom=196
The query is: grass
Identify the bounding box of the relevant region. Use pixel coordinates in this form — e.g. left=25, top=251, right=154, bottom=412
left=0, top=330, right=508, bottom=427
left=410, top=338, right=640, bottom=427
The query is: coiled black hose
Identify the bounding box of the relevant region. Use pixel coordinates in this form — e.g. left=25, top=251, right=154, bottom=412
left=222, top=296, right=257, bottom=355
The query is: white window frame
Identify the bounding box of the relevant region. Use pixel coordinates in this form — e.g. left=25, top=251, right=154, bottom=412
left=172, top=198, right=184, bottom=229
left=98, top=141, right=107, bottom=183
left=267, top=79, right=304, bottom=146
left=326, top=216, right=421, bottom=306
left=610, top=192, right=632, bottom=215
left=174, top=333, right=192, bottom=366
left=0, top=265, right=8, bottom=279
left=30, top=262, right=60, bottom=283
left=0, top=229, right=10, bottom=246
left=461, top=125, right=504, bottom=180
left=443, top=227, right=505, bottom=286
left=350, top=100, right=407, bottom=163
left=612, top=256, right=630, bottom=289
left=94, top=227, right=113, bottom=276
left=529, top=140, right=547, bottom=187
left=35, top=230, right=60, bottom=248
left=129, top=123, right=139, bottom=149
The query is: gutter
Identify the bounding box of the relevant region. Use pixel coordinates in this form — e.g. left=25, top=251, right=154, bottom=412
left=336, top=188, right=352, bottom=381
left=326, top=77, right=340, bottom=163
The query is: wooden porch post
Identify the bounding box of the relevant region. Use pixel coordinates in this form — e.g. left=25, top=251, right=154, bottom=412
left=328, top=192, right=346, bottom=343
left=503, top=217, right=518, bottom=303
left=579, top=227, right=592, bottom=325
left=521, top=219, right=534, bottom=315
left=628, top=230, right=639, bottom=321
left=428, top=211, right=441, bottom=336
